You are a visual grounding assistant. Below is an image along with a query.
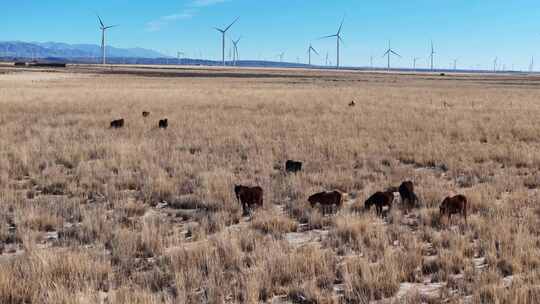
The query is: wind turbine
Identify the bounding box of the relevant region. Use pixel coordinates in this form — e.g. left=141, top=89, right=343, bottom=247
left=382, top=40, right=401, bottom=71
left=370, top=55, right=374, bottom=69
left=177, top=51, right=185, bottom=65
left=413, top=57, right=422, bottom=70
left=214, top=17, right=239, bottom=66
left=325, top=52, right=329, bottom=66
left=277, top=52, right=285, bottom=63
left=453, top=58, right=458, bottom=71
left=232, top=37, right=241, bottom=66
left=530, top=56, right=534, bottom=72
left=319, top=18, right=344, bottom=68
left=493, top=57, right=498, bottom=72
left=97, top=14, right=118, bottom=65
left=429, top=41, right=435, bottom=71
left=307, top=43, right=319, bottom=65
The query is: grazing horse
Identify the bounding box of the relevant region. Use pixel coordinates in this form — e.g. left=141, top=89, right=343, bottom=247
left=159, top=119, right=168, bottom=129
left=349, top=100, right=356, bottom=107
left=285, top=160, right=302, bottom=173
left=398, top=181, right=418, bottom=212
left=308, top=191, right=343, bottom=214
left=440, top=195, right=468, bottom=224
left=142, top=111, right=150, bottom=118
left=365, top=191, right=394, bottom=216
left=110, top=119, right=125, bottom=129
left=234, top=185, right=263, bottom=216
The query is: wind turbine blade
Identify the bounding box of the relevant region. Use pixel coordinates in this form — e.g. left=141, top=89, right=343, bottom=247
left=312, top=48, right=320, bottom=56
left=96, top=14, right=104, bottom=28
left=318, top=34, right=337, bottom=40
left=337, top=18, right=345, bottom=35
left=339, top=36, right=345, bottom=45
left=224, top=16, right=239, bottom=32
left=105, top=25, right=119, bottom=29
left=382, top=50, right=390, bottom=57
left=214, top=27, right=225, bottom=33
left=391, top=50, right=401, bottom=57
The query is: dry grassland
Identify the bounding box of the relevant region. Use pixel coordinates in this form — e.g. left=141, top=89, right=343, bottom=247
left=1, top=66, right=540, bottom=303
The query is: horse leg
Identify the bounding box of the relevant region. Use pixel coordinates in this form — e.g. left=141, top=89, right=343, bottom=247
left=404, top=198, right=409, bottom=215
left=242, top=202, right=249, bottom=216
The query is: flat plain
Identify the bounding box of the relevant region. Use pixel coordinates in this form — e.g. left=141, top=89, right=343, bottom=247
left=1, top=65, right=540, bottom=303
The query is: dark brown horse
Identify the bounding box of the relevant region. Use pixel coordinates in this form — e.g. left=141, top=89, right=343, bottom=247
left=399, top=181, right=418, bottom=212
left=234, top=185, right=263, bottom=216
left=285, top=160, right=302, bottom=173
left=365, top=191, right=394, bottom=216
left=308, top=191, right=342, bottom=214
left=110, top=119, right=124, bottom=129
left=440, top=195, right=468, bottom=224
left=159, top=119, right=168, bottom=129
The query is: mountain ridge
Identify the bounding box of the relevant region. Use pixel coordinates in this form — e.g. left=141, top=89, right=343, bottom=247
left=0, top=41, right=167, bottom=59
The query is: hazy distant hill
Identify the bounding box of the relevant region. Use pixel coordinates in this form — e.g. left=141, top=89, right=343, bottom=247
left=0, top=41, right=167, bottom=59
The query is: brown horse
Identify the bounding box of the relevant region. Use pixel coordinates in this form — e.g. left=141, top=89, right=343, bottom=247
left=110, top=119, right=124, bottom=129
left=365, top=191, right=394, bottom=216
left=308, top=191, right=342, bottom=214
left=159, top=119, right=168, bottom=129
left=440, top=195, right=468, bottom=224
left=398, top=181, right=418, bottom=212
left=234, top=185, right=263, bottom=216
left=285, top=160, right=302, bottom=173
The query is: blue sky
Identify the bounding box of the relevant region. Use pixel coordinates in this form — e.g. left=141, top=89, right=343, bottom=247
left=4, top=0, right=540, bottom=69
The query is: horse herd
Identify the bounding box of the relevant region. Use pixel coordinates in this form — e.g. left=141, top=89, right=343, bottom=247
left=108, top=112, right=468, bottom=225
left=235, top=160, right=468, bottom=224
left=110, top=111, right=168, bottom=129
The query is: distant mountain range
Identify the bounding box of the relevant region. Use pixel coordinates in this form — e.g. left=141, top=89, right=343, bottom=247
left=0, top=40, right=315, bottom=68
left=0, top=41, right=167, bottom=59
left=1, top=41, right=528, bottom=73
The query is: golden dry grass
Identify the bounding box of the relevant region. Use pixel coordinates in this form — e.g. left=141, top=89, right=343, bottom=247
left=1, top=66, right=540, bottom=303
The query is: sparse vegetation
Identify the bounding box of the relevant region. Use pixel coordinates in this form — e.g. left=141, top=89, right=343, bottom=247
left=1, top=65, right=540, bottom=303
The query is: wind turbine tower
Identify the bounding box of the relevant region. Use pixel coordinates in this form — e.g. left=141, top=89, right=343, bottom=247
left=429, top=41, right=435, bottom=71
left=232, top=37, right=241, bottom=66
left=383, top=41, right=401, bottom=71
left=214, top=17, right=239, bottom=66
left=307, top=43, right=319, bottom=65
left=177, top=51, right=185, bottom=65
left=278, top=52, right=285, bottom=63
left=97, top=15, right=118, bottom=65
left=320, top=18, right=344, bottom=68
